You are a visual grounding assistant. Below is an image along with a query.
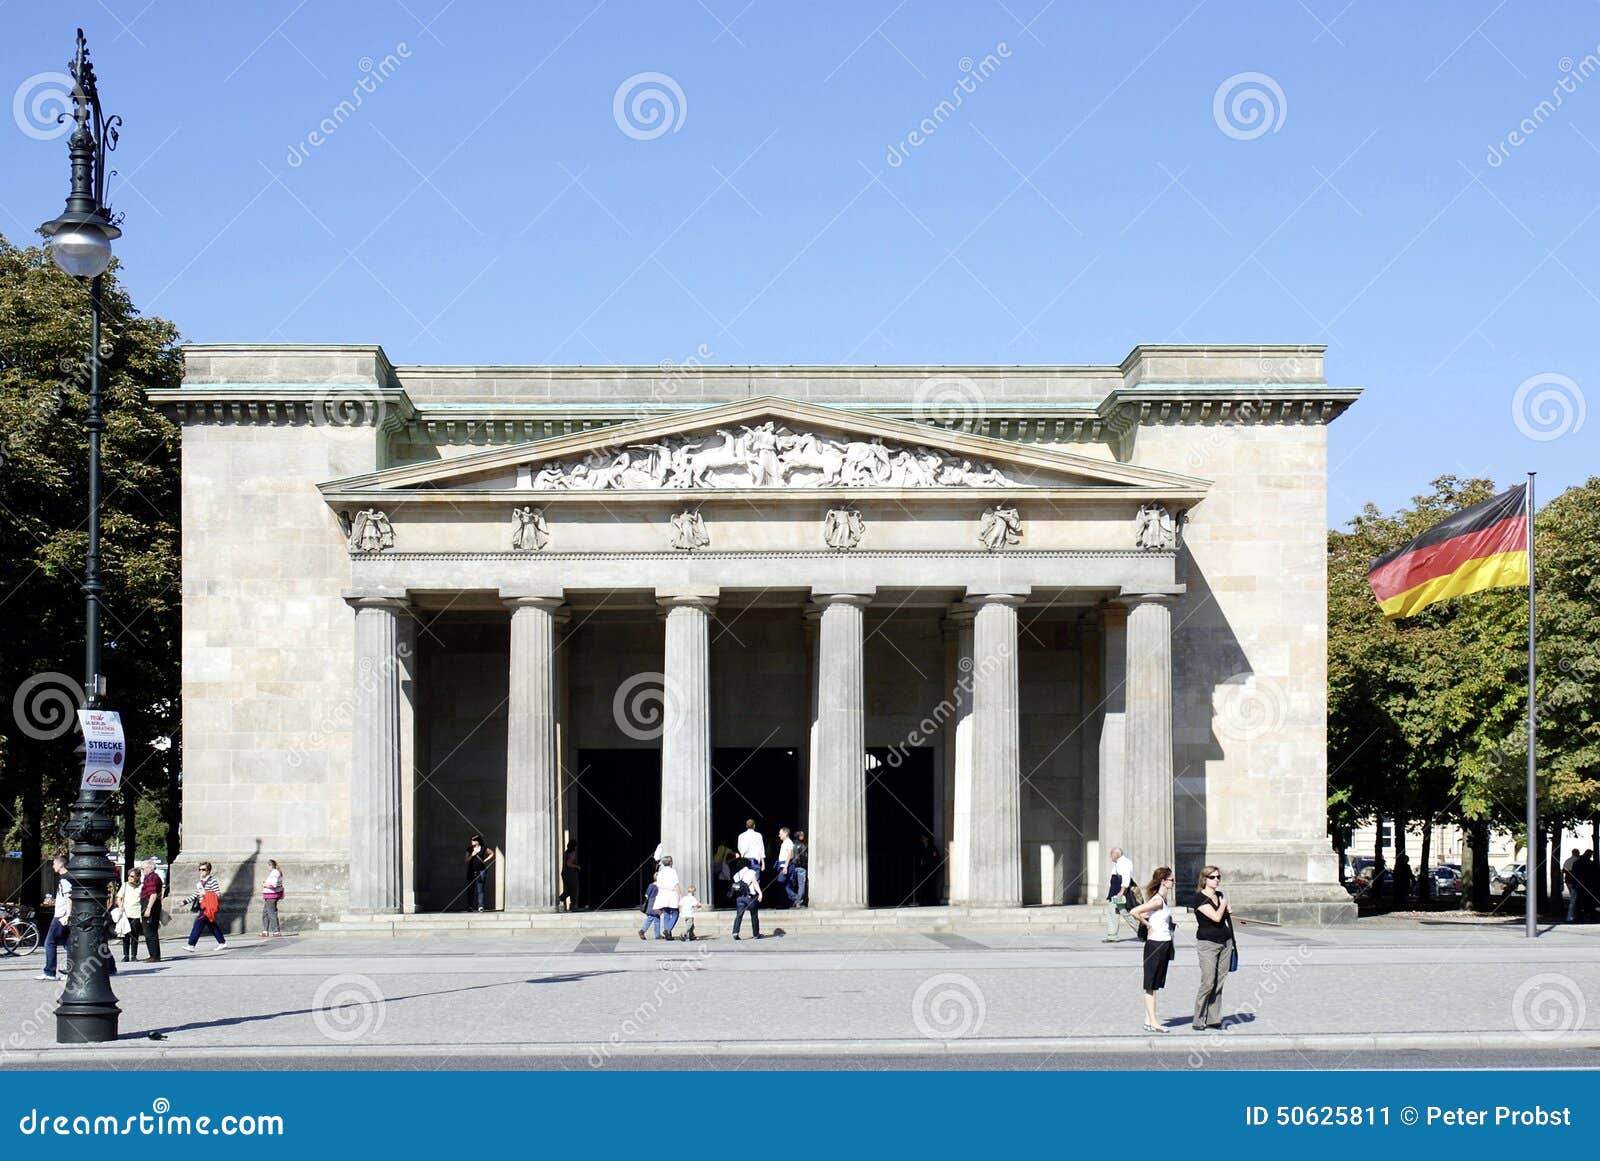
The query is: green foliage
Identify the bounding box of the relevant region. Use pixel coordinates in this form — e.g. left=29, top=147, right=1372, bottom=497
left=0, top=234, right=182, bottom=877
left=1328, top=474, right=1600, bottom=845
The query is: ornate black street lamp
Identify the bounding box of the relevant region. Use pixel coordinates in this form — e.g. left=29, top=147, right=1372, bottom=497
left=39, top=28, right=123, bottom=1044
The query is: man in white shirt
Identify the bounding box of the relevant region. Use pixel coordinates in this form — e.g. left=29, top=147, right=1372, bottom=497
left=1103, top=847, right=1136, bottom=942
left=38, top=855, right=72, bottom=981
left=775, top=827, right=794, bottom=902
left=736, top=820, right=766, bottom=873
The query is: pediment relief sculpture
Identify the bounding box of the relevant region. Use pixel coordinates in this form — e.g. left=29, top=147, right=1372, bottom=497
left=521, top=422, right=1022, bottom=491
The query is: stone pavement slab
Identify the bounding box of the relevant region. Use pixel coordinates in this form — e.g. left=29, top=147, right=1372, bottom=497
left=2, top=922, right=1598, bottom=1066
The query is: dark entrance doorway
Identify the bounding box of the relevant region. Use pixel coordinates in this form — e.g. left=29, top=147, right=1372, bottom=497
left=572, top=749, right=661, bottom=911
left=712, top=747, right=802, bottom=893
left=866, top=747, right=939, bottom=908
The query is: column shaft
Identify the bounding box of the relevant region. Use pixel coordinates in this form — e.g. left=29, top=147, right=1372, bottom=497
left=1125, top=596, right=1175, bottom=876
left=349, top=597, right=405, bottom=913
left=810, top=594, right=870, bottom=909
left=969, top=595, right=1023, bottom=907
left=660, top=596, right=714, bottom=906
left=506, top=597, right=563, bottom=910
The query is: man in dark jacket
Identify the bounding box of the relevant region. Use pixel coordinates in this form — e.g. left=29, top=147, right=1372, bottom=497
left=786, top=831, right=808, bottom=908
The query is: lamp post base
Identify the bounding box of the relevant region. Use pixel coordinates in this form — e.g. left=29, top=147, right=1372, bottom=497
left=56, top=1003, right=120, bottom=1044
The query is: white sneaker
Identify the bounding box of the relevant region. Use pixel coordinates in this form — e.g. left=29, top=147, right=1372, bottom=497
left=211, top=944, right=228, bottom=953
left=34, top=972, right=54, bottom=981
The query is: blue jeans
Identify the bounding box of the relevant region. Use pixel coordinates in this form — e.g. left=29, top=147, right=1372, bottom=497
left=187, top=914, right=226, bottom=947
left=471, top=874, right=487, bottom=911
left=660, top=907, right=680, bottom=936
left=641, top=911, right=663, bottom=937
left=733, top=895, right=760, bottom=937
left=42, top=917, right=69, bottom=976
left=786, top=867, right=807, bottom=907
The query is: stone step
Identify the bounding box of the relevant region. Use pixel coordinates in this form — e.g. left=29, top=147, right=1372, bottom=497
left=319, top=904, right=1109, bottom=936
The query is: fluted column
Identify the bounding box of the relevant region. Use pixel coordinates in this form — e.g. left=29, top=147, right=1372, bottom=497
left=1125, top=594, right=1175, bottom=877
left=346, top=591, right=407, bottom=913
left=810, top=591, right=871, bottom=909
left=968, top=592, right=1024, bottom=907
left=504, top=594, right=565, bottom=911
left=659, top=591, right=716, bottom=905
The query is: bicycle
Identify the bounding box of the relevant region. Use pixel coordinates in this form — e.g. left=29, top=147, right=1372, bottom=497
left=1, top=905, right=40, bottom=955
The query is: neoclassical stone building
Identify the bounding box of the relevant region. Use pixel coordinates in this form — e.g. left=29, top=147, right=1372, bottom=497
left=153, top=343, right=1359, bottom=926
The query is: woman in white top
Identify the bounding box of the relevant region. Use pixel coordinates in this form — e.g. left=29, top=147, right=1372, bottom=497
left=261, top=859, right=285, bottom=937
left=117, top=868, right=144, bottom=963
left=653, top=855, right=682, bottom=940
left=1130, top=866, right=1177, bottom=1033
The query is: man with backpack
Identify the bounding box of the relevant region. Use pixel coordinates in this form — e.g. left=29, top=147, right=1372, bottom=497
left=731, top=858, right=764, bottom=941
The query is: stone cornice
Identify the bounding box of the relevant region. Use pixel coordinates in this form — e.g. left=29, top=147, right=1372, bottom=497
left=318, top=485, right=1209, bottom=505
left=147, top=384, right=415, bottom=431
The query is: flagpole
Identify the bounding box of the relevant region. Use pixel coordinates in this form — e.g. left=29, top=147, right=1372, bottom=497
left=1525, top=472, right=1537, bottom=939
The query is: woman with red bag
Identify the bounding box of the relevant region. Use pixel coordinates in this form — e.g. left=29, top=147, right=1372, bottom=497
left=181, top=861, right=228, bottom=953
left=261, top=859, right=285, bottom=937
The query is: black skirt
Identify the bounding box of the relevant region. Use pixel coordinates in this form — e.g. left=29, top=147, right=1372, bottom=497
left=1142, top=938, right=1174, bottom=991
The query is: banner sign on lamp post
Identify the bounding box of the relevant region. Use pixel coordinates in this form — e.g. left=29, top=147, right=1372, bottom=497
left=77, top=708, right=125, bottom=790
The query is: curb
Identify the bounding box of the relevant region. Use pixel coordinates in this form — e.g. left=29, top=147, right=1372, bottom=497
left=7, top=1030, right=1600, bottom=1064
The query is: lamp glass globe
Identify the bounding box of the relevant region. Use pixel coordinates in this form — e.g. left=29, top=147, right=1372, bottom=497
left=47, top=224, right=114, bottom=279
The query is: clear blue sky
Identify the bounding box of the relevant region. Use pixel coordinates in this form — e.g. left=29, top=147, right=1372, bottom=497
left=3, top=2, right=1594, bottom=526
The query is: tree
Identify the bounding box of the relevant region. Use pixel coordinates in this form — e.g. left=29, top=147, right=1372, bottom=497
left=0, top=235, right=182, bottom=896
left=1329, top=474, right=1600, bottom=912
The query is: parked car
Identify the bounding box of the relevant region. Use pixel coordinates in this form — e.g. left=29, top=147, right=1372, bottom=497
left=1494, top=863, right=1527, bottom=891
left=1431, top=865, right=1463, bottom=897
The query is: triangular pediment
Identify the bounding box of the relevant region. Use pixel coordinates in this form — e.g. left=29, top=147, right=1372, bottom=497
left=320, top=396, right=1209, bottom=499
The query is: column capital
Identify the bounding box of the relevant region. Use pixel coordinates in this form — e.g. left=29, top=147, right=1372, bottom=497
left=963, top=588, right=1029, bottom=608
left=809, top=589, right=874, bottom=609
left=655, top=588, right=719, bottom=611
left=500, top=592, right=566, bottom=611
left=343, top=587, right=409, bottom=610
left=1117, top=588, right=1182, bottom=607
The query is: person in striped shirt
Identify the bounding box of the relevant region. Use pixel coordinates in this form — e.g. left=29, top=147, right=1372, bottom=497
left=181, top=861, right=228, bottom=953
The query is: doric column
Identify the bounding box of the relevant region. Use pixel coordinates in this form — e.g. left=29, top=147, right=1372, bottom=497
left=504, top=593, right=565, bottom=911
left=943, top=606, right=976, bottom=905
left=1096, top=603, right=1128, bottom=899
left=345, top=590, right=408, bottom=913
left=968, top=592, right=1025, bottom=907
left=809, top=591, right=872, bottom=909
left=659, top=591, right=716, bottom=906
left=1124, top=594, right=1176, bottom=877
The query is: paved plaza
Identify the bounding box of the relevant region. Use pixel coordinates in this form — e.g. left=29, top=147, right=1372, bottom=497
left=4, top=918, right=1598, bottom=1069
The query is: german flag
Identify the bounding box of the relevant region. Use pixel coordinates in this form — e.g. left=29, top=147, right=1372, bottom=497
left=1367, top=485, right=1529, bottom=620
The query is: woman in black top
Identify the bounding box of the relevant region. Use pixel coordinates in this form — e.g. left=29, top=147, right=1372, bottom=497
left=1192, top=864, right=1235, bottom=1031
left=557, top=840, right=580, bottom=913
left=465, top=835, right=494, bottom=913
